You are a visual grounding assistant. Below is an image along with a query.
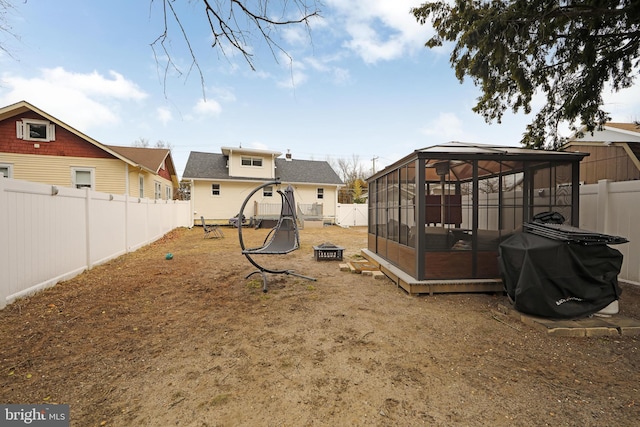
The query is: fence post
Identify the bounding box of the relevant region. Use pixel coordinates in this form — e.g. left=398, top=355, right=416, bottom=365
left=85, top=188, right=92, bottom=269
left=125, top=194, right=130, bottom=253
left=0, top=179, right=8, bottom=308
left=596, top=179, right=609, bottom=233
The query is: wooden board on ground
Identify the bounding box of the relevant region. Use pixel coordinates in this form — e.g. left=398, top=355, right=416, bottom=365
left=349, top=260, right=378, bottom=273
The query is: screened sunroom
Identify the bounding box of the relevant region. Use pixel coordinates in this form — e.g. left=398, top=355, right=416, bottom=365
left=364, top=142, right=588, bottom=294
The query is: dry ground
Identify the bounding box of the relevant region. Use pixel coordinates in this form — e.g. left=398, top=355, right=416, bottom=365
left=1, top=225, right=639, bottom=427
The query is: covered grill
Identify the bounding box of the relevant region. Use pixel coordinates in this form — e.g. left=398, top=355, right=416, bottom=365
left=499, top=221, right=627, bottom=319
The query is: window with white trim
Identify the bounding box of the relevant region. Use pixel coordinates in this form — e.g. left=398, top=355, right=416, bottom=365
left=263, top=185, right=273, bottom=197
left=139, top=175, right=144, bottom=198
left=211, top=183, right=221, bottom=196
left=154, top=182, right=162, bottom=199
left=165, top=185, right=172, bottom=200
left=241, top=156, right=263, bottom=167
left=317, top=188, right=324, bottom=199
left=16, top=119, right=56, bottom=142
left=0, top=163, right=13, bottom=178
left=72, top=168, right=94, bottom=189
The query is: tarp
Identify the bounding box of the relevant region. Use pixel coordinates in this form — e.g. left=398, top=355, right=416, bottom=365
left=498, top=232, right=623, bottom=319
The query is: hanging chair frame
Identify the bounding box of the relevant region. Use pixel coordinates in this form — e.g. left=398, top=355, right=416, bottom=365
left=237, top=180, right=316, bottom=292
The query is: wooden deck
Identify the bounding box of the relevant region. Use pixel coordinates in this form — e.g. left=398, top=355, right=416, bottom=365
left=360, top=249, right=504, bottom=295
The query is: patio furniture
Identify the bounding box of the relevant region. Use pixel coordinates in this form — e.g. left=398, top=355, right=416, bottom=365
left=237, top=180, right=316, bottom=292
left=201, top=216, right=224, bottom=239
left=229, top=213, right=247, bottom=228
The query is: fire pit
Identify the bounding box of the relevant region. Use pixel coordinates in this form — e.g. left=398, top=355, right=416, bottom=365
left=313, top=242, right=344, bottom=261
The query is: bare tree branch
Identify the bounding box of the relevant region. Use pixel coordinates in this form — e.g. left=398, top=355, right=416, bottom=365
left=0, top=0, right=20, bottom=59
left=150, top=0, right=321, bottom=98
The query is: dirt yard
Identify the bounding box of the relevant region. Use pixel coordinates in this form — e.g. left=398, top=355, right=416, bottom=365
left=1, top=225, right=639, bottom=426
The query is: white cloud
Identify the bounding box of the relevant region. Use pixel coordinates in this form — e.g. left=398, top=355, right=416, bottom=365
left=332, top=67, right=351, bottom=85
left=210, top=86, right=237, bottom=103
left=193, top=99, right=222, bottom=117
left=248, top=141, right=269, bottom=150
left=603, top=81, right=640, bottom=122
left=42, top=67, right=147, bottom=100
left=325, top=0, right=432, bottom=63
left=0, top=67, right=148, bottom=131
left=277, top=54, right=309, bottom=89
left=419, top=112, right=470, bottom=142
left=157, top=106, right=173, bottom=125
left=282, top=25, right=310, bottom=47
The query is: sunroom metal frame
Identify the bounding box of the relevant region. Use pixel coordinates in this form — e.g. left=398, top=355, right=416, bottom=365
left=365, top=142, right=588, bottom=293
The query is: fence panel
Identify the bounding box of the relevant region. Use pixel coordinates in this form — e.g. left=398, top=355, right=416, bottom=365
left=1, top=178, right=191, bottom=308
left=336, top=204, right=368, bottom=227
left=580, top=180, right=640, bottom=284
left=89, top=192, right=127, bottom=267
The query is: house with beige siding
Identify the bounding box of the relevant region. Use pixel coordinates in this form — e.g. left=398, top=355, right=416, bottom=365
left=562, top=122, right=640, bottom=184
left=182, top=148, right=344, bottom=225
left=0, top=101, right=178, bottom=199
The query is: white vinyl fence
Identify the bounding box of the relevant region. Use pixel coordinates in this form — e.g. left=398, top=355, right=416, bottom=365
left=580, top=179, right=640, bottom=285
left=454, top=180, right=639, bottom=285
left=336, top=203, right=368, bottom=227
left=348, top=179, right=640, bottom=284
left=0, top=178, right=191, bottom=308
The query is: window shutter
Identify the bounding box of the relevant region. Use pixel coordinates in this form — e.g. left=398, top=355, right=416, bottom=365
left=16, top=121, right=24, bottom=139
left=48, top=124, right=56, bottom=141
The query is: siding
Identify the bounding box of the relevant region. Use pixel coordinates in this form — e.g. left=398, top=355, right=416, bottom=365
left=0, top=153, right=128, bottom=193
left=228, top=154, right=276, bottom=179
left=127, top=169, right=174, bottom=200
left=192, top=180, right=338, bottom=221
left=570, top=144, right=640, bottom=183
left=0, top=111, right=113, bottom=158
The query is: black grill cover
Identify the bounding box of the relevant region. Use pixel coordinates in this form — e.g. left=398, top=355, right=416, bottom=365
left=498, top=232, right=623, bottom=319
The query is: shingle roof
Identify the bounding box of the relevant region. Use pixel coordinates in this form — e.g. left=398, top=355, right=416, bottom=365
left=275, top=158, right=343, bottom=184
left=182, top=151, right=343, bottom=185
left=606, top=122, right=640, bottom=133
left=106, top=145, right=171, bottom=174
left=182, top=152, right=229, bottom=179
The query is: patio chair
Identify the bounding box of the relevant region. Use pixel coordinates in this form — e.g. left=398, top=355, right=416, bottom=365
left=229, top=213, right=248, bottom=228
left=201, top=216, right=224, bottom=239
left=237, top=180, right=316, bottom=292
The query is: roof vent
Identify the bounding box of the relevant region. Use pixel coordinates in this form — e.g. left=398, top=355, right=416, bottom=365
left=286, top=149, right=292, bottom=161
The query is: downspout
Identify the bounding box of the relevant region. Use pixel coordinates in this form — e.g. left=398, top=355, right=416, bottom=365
left=124, top=163, right=129, bottom=253
left=273, top=153, right=277, bottom=179
left=334, top=185, right=340, bottom=225
left=190, top=179, right=195, bottom=228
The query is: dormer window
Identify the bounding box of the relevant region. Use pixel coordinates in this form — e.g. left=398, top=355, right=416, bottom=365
left=16, top=119, right=56, bottom=142
left=241, top=156, right=263, bottom=167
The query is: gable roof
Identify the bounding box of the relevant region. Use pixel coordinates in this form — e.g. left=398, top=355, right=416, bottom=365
left=0, top=100, right=178, bottom=182
left=564, top=122, right=640, bottom=144
left=0, top=100, right=136, bottom=166
left=107, top=145, right=173, bottom=175
left=183, top=151, right=343, bottom=185
left=605, top=122, right=640, bottom=134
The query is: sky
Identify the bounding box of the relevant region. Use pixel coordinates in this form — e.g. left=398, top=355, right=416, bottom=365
left=1, top=0, right=639, bottom=179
